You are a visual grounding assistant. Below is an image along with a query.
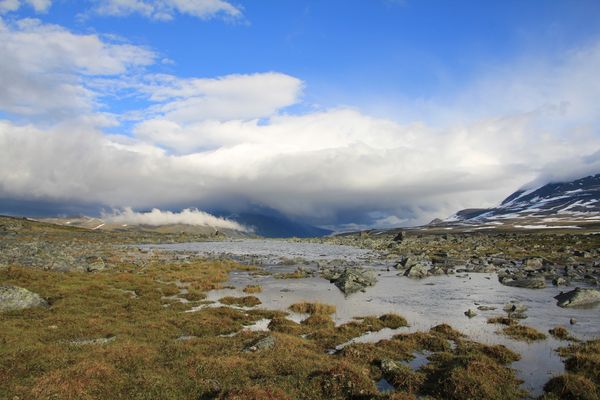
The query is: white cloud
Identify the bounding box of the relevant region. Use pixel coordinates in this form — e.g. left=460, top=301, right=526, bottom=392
left=0, top=17, right=155, bottom=119
left=0, top=18, right=599, bottom=228
left=102, top=207, right=249, bottom=231
left=0, top=0, right=51, bottom=14
left=94, top=0, right=241, bottom=21
left=141, top=72, right=303, bottom=123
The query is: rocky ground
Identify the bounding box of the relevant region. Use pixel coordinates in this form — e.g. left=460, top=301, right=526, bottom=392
left=1, top=215, right=599, bottom=399
left=314, top=229, right=600, bottom=291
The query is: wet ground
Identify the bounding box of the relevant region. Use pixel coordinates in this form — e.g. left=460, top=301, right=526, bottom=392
left=145, top=239, right=600, bottom=397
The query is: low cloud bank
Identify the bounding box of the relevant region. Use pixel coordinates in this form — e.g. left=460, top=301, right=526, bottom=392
left=102, top=207, right=249, bottom=231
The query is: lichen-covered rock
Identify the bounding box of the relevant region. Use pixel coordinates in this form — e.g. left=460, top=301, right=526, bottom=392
left=555, top=288, right=600, bottom=308
left=0, top=285, right=48, bottom=312
left=404, top=263, right=430, bottom=279
left=85, top=256, right=107, bottom=272
left=333, top=268, right=377, bottom=295
left=244, top=335, right=276, bottom=352
left=503, top=277, right=546, bottom=289
left=68, top=336, right=116, bottom=346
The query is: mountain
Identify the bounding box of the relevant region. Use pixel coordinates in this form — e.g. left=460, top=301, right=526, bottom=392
left=36, top=215, right=254, bottom=238
left=214, top=210, right=332, bottom=238
left=439, top=173, right=600, bottom=230
left=36, top=209, right=333, bottom=239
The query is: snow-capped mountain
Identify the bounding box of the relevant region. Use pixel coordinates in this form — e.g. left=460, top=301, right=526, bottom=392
left=441, top=173, right=600, bottom=229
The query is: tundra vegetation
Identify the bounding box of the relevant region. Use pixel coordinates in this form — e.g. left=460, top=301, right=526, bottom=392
left=0, top=216, right=599, bottom=399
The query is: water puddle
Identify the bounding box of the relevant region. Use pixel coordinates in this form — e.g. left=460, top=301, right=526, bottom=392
left=148, top=239, right=600, bottom=397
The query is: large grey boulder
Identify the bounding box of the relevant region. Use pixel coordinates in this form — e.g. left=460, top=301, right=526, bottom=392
left=555, top=288, right=600, bottom=308
left=0, top=285, right=48, bottom=312
left=333, top=268, right=377, bottom=295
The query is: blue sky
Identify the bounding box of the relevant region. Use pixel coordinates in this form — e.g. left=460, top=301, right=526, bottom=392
left=1, top=0, right=600, bottom=229
left=10, top=0, right=600, bottom=116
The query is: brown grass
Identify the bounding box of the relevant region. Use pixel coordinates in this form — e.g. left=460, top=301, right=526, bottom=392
left=542, top=373, right=599, bottom=400
left=219, top=296, right=262, bottom=307
left=487, top=316, right=517, bottom=326
left=502, top=325, right=547, bottom=342
left=242, top=285, right=262, bottom=294
left=289, top=302, right=336, bottom=315
left=549, top=326, right=578, bottom=341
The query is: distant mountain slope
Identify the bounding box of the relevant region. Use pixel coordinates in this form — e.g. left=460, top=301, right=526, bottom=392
left=437, top=173, right=600, bottom=230
left=213, top=210, right=332, bottom=238
left=38, top=210, right=332, bottom=238
left=36, top=215, right=253, bottom=238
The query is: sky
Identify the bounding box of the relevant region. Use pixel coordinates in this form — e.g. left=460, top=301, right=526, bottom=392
left=1, top=0, right=600, bottom=230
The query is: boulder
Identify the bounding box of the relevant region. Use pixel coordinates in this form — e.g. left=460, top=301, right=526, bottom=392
left=0, top=285, right=48, bottom=312
left=555, top=288, right=600, bottom=308
left=552, top=277, right=568, bottom=286
left=503, top=277, right=546, bottom=289
left=85, top=256, right=106, bottom=272
left=404, top=263, right=429, bottom=279
left=464, top=309, right=477, bottom=318
left=380, top=358, right=403, bottom=374
left=523, top=257, right=544, bottom=271
left=333, top=268, right=377, bottom=295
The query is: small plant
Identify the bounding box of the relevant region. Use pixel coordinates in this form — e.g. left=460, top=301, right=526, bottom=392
left=502, top=325, right=546, bottom=342
left=289, top=302, right=336, bottom=315
left=243, top=285, right=262, bottom=294
left=219, top=296, right=262, bottom=307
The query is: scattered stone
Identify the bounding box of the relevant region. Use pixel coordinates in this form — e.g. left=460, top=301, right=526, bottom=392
left=555, top=288, right=600, bottom=308
left=477, top=305, right=496, bottom=311
left=68, top=336, right=116, bottom=346
left=503, top=303, right=528, bottom=314
left=503, top=277, right=546, bottom=289
left=176, top=335, right=198, bottom=341
left=0, top=285, right=48, bottom=312
left=85, top=256, right=106, bottom=272
left=570, top=318, right=577, bottom=325
left=464, top=309, right=477, bottom=318
left=523, top=257, right=544, bottom=271
left=552, top=276, right=568, bottom=286
left=392, top=231, right=406, bottom=242
left=380, top=358, right=403, bottom=374
left=244, top=335, right=276, bottom=352
left=333, top=268, right=377, bottom=295
left=404, top=263, right=430, bottom=279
